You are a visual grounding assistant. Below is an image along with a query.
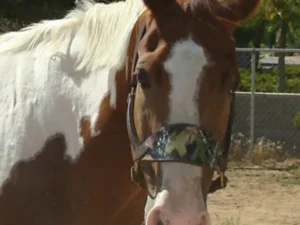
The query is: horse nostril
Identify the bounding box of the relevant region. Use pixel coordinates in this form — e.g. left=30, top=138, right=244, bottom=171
left=199, top=212, right=211, bottom=225
left=157, top=220, right=164, bottom=225
left=147, top=206, right=170, bottom=225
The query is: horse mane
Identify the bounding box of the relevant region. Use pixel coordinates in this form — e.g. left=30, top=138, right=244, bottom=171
left=0, top=0, right=146, bottom=71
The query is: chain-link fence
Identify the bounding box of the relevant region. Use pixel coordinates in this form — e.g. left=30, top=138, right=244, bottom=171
left=231, top=48, right=300, bottom=159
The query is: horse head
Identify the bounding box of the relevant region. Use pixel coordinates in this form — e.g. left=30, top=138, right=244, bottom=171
left=127, top=0, right=260, bottom=224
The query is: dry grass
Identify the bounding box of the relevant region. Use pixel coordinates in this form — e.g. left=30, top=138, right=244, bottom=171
left=229, top=133, right=289, bottom=167
left=209, top=134, right=300, bottom=225
left=215, top=216, right=243, bottom=225
left=209, top=166, right=300, bottom=225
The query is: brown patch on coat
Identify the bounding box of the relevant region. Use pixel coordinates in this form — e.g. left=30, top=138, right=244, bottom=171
left=80, top=117, right=91, bottom=146
left=94, top=93, right=112, bottom=134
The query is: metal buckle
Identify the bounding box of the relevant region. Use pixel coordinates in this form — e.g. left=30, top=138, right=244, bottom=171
left=130, top=166, right=144, bottom=188
left=130, top=166, right=136, bottom=182
left=127, top=88, right=135, bottom=103
left=220, top=171, right=225, bottom=188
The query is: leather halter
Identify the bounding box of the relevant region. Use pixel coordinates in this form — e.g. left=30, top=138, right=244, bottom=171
left=126, top=19, right=236, bottom=194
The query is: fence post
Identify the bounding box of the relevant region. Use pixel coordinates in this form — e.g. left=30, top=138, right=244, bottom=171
left=250, top=49, right=256, bottom=152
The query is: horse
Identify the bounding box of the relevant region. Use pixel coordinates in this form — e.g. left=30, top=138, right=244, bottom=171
left=0, top=0, right=260, bottom=224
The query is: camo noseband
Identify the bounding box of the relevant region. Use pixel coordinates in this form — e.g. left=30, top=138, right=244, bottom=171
left=135, top=123, right=220, bottom=167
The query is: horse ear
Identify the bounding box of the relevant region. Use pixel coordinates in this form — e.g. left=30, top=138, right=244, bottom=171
left=213, top=0, right=261, bottom=32
left=215, top=0, right=261, bottom=23
left=143, top=0, right=174, bottom=14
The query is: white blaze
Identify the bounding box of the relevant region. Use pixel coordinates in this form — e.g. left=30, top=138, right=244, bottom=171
left=144, top=38, right=210, bottom=225
left=164, top=38, right=207, bottom=125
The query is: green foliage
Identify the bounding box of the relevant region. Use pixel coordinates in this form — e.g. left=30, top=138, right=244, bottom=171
left=239, top=69, right=277, bottom=92
left=233, top=26, right=257, bottom=47
left=0, top=18, right=23, bottom=33
left=234, top=0, right=300, bottom=48
left=0, top=0, right=119, bottom=33
left=0, top=1, right=74, bottom=33
left=238, top=65, right=300, bottom=93
left=293, top=112, right=300, bottom=129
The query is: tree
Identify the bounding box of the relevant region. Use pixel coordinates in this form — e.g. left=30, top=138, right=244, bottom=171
left=234, top=0, right=300, bottom=92
left=260, top=0, right=300, bottom=92
left=233, top=2, right=267, bottom=70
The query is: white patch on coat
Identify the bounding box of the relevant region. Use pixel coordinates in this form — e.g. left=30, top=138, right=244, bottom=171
left=164, top=38, right=208, bottom=125
left=0, top=0, right=146, bottom=191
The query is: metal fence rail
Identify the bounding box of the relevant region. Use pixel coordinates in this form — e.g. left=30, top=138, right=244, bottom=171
left=232, top=48, right=300, bottom=157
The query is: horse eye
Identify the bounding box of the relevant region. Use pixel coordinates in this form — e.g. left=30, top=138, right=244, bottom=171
left=221, top=71, right=229, bottom=86
left=136, top=68, right=150, bottom=88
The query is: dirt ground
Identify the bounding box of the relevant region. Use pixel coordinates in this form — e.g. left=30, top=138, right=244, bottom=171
left=207, top=160, right=300, bottom=225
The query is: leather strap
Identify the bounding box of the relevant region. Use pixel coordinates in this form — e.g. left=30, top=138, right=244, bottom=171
left=126, top=19, right=148, bottom=189
left=131, top=22, right=147, bottom=80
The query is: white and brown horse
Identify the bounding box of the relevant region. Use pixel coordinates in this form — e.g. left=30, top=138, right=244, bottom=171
left=0, top=0, right=260, bottom=225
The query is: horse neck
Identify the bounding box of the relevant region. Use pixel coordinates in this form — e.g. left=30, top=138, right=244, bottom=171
left=74, top=15, right=149, bottom=225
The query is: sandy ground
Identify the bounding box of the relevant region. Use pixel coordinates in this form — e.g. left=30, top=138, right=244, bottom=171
left=207, top=161, right=300, bottom=225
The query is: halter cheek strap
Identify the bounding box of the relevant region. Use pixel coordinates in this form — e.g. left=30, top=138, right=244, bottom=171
left=126, top=19, right=148, bottom=189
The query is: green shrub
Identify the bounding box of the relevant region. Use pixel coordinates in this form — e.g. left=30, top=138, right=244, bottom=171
left=238, top=69, right=251, bottom=91
left=238, top=65, right=300, bottom=93
left=293, top=112, right=300, bottom=129
left=239, top=69, right=278, bottom=92
left=285, top=65, right=300, bottom=79
left=286, top=78, right=300, bottom=93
